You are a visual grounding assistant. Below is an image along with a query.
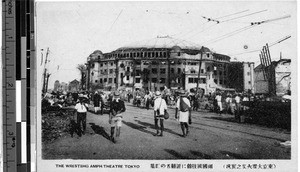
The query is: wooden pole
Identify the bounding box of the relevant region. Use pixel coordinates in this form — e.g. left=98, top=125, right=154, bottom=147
left=196, top=47, right=204, bottom=92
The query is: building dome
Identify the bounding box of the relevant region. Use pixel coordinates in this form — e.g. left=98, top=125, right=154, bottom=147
left=172, top=45, right=182, bottom=52
left=92, top=50, right=103, bottom=55
left=89, top=50, right=104, bottom=61
left=117, top=36, right=204, bottom=51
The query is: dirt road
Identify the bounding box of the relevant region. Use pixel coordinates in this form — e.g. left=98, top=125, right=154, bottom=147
left=43, top=103, right=291, bottom=159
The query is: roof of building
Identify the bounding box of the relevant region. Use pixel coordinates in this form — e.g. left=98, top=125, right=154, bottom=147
left=70, top=79, right=79, bottom=84
left=116, top=36, right=210, bottom=52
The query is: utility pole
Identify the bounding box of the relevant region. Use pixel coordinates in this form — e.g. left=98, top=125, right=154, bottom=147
left=115, top=57, right=119, bottom=90
left=45, top=73, right=51, bottom=92
left=42, top=47, right=50, bottom=94
left=196, top=46, right=204, bottom=92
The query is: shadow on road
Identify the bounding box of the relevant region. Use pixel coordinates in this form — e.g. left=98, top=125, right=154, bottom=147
left=190, top=150, right=214, bottom=159
left=122, top=121, right=156, bottom=135
left=89, top=123, right=111, bottom=141
left=164, top=149, right=189, bottom=159
left=134, top=120, right=182, bottom=137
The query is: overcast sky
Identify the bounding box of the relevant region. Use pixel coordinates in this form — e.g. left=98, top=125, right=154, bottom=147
left=36, top=1, right=297, bottom=88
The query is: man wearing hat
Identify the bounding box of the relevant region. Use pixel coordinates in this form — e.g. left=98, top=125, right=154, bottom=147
left=175, top=90, right=192, bottom=137
left=74, top=98, right=89, bottom=135
left=153, top=91, right=168, bottom=136
left=109, top=91, right=126, bottom=143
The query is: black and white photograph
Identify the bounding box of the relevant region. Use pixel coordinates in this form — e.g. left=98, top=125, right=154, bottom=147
left=36, top=1, right=297, bottom=171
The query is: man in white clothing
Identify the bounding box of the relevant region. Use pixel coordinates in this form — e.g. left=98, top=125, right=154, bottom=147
left=74, top=98, right=89, bottom=135
left=175, top=90, right=192, bottom=137
left=215, top=93, right=223, bottom=114
left=153, top=91, right=167, bottom=136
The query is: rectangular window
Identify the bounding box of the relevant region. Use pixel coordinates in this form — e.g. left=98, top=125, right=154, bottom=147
left=135, top=78, right=141, bottom=83
left=171, top=68, right=174, bottom=74
left=177, top=52, right=181, bottom=56
left=195, top=78, right=199, bottom=83
left=152, top=78, right=157, bottom=83
left=214, top=79, right=218, bottom=84
left=104, top=69, right=107, bottom=74
left=95, top=80, right=98, bottom=83
left=104, top=78, right=107, bottom=83
left=136, top=70, right=141, bottom=76
left=114, top=78, right=116, bottom=83
left=109, top=69, right=114, bottom=74
left=160, top=78, right=166, bottom=83
left=136, top=61, right=141, bottom=65
left=127, top=67, right=130, bottom=72
left=160, top=68, right=166, bottom=74
left=201, top=78, right=206, bottom=84
left=100, top=78, right=103, bottom=83
left=201, top=69, right=204, bottom=73
left=100, top=63, right=103, bottom=67
left=188, top=78, right=193, bottom=83
left=178, top=68, right=181, bottom=74
left=152, top=68, right=158, bottom=74
left=111, top=62, right=113, bottom=66
left=191, top=70, right=196, bottom=74
left=109, top=78, right=112, bottom=83
left=126, top=76, right=129, bottom=80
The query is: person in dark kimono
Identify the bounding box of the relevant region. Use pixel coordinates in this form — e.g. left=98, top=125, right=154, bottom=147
left=93, top=91, right=101, bottom=114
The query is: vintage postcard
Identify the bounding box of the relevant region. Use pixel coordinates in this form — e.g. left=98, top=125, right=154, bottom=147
left=35, top=1, right=297, bottom=171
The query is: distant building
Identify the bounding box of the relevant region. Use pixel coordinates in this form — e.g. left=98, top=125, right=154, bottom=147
left=228, top=62, right=255, bottom=93
left=86, top=36, right=231, bottom=94
left=59, top=82, right=68, bottom=92
left=68, top=79, right=80, bottom=92
left=255, top=59, right=291, bottom=96
left=54, top=80, right=60, bottom=92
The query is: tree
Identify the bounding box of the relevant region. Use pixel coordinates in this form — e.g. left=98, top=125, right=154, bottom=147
left=77, top=64, right=87, bottom=90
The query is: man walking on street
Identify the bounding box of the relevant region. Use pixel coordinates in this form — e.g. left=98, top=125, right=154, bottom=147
left=109, top=91, right=126, bottom=143
left=215, top=93, right=223, bottom=114
left=175, top=90, right=192, bottom=137
left=153, top=91, right=167, bottom=136
left=74, top=98, right=89, bottom=135
left=93, top=91, right=101, bottom=114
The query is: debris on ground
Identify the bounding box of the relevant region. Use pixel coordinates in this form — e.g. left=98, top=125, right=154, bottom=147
left=42, top=110, right=75, bottom=143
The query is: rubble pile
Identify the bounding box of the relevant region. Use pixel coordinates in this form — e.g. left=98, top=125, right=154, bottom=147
left=42, top=110, right=75, bottom=143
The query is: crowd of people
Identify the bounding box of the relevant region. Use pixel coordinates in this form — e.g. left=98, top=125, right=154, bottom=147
left=42, top=87, right=267, bottom=144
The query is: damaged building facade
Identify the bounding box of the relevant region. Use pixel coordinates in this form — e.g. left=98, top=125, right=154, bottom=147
left=86, top=36, right=232, bottom=94
left=254, top=59, right=291, bottom=96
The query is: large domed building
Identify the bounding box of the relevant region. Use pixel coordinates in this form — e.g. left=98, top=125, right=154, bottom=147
left=86, top=36, right=231, bottom=94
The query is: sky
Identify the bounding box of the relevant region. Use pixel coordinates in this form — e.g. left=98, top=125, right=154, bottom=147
left=36, top=0, right=297, bottom=89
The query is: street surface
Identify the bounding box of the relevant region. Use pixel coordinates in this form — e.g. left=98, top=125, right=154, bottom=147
left=43, top=103, right=291, bottom=159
